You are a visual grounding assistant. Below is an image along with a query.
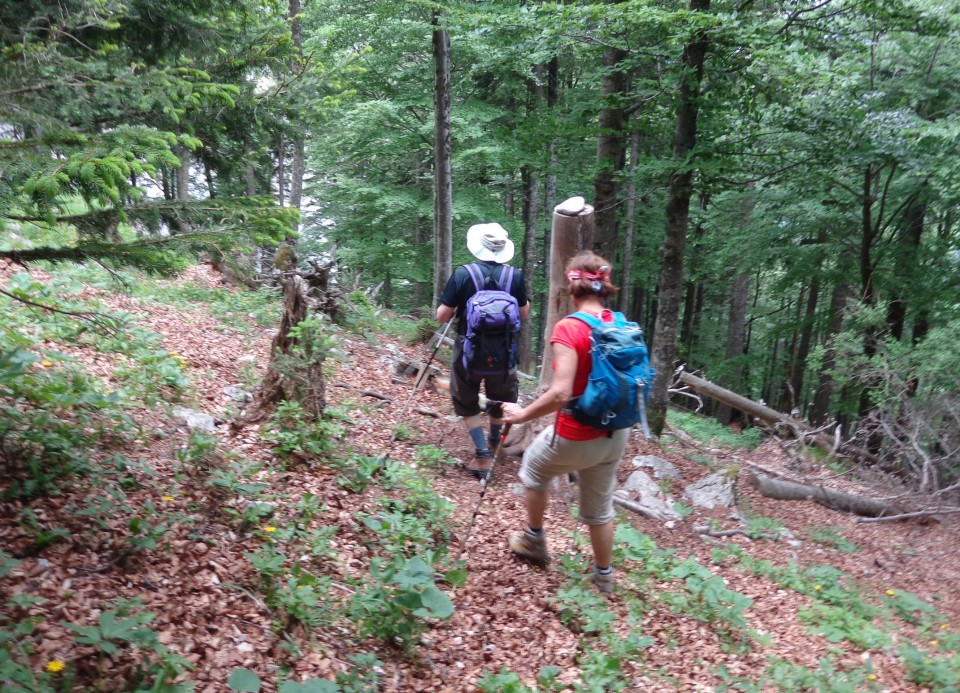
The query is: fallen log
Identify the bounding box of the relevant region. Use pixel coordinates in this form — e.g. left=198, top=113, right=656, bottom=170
left=744, top=472, right=900, bottom=518
left=677, top=371, right=878, bottom=464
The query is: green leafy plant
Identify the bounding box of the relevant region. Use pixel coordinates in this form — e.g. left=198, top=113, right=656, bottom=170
left=174, top=429, right=220, bottom=468
left=338, top=455, right=383, bottom=493
left=667, top=410, right=762, bottom=450
left=901, top=644, right=960, bottom=691
left=64, top=599, right=193, bottom=688
left=717, top=654, right=881, bottom=692
left=796, top=603, right=890, bottom=650
left=348, top=555, right=454, bottom=648
left=807, top=525, right=857, bottom=553
left=413, top=445, right=455, bottom=471
left=668, top=558, right=754, bottom=634
left=262, top=401, right=342, bottom=463
left=335, top=651, right=384, bottom=692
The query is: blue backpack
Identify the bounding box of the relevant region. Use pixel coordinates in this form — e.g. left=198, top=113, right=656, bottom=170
left=461, top=263, right=522, bottom=376
left=566, top=310, right=654, bottom=437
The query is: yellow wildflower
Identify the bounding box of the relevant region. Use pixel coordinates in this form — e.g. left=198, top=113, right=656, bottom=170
left=41, top=360, right=53, bottom=367
left=885, top=589, right=895, bottom=596
left=814, top=585, right=822, bottom=591
left=930, top=640, right=939, bottom=647
left=264, top=526, right=277, bottom=533
left=45, top=660, right=66, bottom=673
left=866, top=674, right=877, bottom=681
left=161, top=495, right=174, bottom=502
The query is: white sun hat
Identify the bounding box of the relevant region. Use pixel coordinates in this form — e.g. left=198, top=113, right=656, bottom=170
left=466, top=223, right=515, bottom=263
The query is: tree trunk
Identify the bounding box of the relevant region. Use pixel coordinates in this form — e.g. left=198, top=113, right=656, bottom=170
left=432, top=12, right=453, bottom=308
left=176, top=148, right=190, bottom=201
left=519, top=165, right=540, bottom=373
left=619, top=129, right=639, bottom=314
left=716, top=272, right=750, bottom=425
left=810, top=281, right=849, bottom=425
left=647, top=0, right=711, bottom=436
left=593, top=13, right=628, bottom=261
left=887, top=196, right=925, bottom=341
left=790, top=273, right=820, bottom=416
left=287, top=0, right=305, bottom=237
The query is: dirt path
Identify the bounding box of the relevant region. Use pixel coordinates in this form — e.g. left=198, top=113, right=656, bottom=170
left=2, top=264, right=956, bottom=692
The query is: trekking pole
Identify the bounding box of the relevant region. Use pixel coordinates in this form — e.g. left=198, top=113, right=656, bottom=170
left=456, top=401, right=511, bottom=562
left=391, top=319, right=453, bottom=437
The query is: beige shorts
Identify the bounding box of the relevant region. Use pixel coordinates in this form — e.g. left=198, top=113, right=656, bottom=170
left=519, top=426, right=629, bottom=525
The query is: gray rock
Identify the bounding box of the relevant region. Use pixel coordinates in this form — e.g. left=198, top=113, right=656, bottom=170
left=222, top=385, right=252, bottom=402
left=555, top=196, right=586, bottom=216
left=683, top=472, right=735, bottom=509
left=618, top=470, right=683, bottom=521
left=171, top=406, right=216, bottom=433
left=631, top=455, right=681, bottom=480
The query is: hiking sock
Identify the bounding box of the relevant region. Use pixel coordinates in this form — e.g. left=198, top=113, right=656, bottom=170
left=468, top=426, right=489, bottom=454
left=596, top=565, right=613, bottom=575
left=488, top=423, right=503, bottom=446
left=526, top=526, right=543, bottom=537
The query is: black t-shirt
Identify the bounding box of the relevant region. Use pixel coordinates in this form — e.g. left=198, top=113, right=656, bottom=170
left=439, top=261, right=529, bottom=335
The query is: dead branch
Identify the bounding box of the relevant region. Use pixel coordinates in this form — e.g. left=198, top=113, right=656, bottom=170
left=693, top=525, right=779, bottom=541
left=331, top=383, right=393, bottom=401
left=854, top=508, right=960, bottom=524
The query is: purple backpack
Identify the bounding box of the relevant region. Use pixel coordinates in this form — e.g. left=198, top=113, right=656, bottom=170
left=461, top=263, right=521, bottom=376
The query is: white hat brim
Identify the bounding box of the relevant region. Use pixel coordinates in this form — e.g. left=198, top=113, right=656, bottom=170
left=467, top=223, right=515, bottom=264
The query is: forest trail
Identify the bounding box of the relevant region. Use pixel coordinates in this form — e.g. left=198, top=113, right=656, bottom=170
left=3, top=264, right=957, bottom=692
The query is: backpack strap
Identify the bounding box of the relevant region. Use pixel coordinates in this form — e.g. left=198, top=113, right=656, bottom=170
left=567, top=310, right=602, bottom=329
left=464, top=263, right=486, bottom=294
left=497, top=265, right=514, bottom=293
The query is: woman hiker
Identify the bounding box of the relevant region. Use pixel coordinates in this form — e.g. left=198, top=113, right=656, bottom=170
left=500, top=251, right=627, bottom=594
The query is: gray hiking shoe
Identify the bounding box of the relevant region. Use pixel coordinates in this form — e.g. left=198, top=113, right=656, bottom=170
left=508, top=531, right=550, bottom=565
left=590, top=566, right=615, bottom=595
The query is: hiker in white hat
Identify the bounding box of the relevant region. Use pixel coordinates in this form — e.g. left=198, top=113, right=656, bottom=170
left=437, top=224, right=530, bottom=480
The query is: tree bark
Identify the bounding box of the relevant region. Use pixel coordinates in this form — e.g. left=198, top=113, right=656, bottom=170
left=716, top=272, right=750, bottom=425
left=647, top=0, right=711, bottom=436
left=619, top=129, right=639, bottom=314
left=233, top=274, right=326, bottom=425
left=287, top=0, right=305, bottom=237
left=506, top=198, right=593, bottom=454
left=593, top=12, right=628, bottom=261
left=432, top=11, right=453, bottom=308
left=519, top=165, right=540, bottom=373
left=810, top=281, right=849, bottom=425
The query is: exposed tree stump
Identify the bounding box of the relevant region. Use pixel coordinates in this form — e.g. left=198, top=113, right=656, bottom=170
left=232, top=274, right=325, bottom=427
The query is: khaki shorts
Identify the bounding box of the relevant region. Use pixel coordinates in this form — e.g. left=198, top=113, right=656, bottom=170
left=519, top=426, right=629, bottom=525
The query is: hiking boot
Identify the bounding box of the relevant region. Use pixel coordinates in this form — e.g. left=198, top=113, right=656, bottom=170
left=468, top=449, right=494, bottom=480
left=589, top=566, right=615, bottom=595
left=508, top=531, right=550, bottom=565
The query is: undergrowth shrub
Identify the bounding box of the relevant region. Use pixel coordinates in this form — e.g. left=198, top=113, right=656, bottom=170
left=668, top=410, right=762, bottom=450
left=0, top=344, right=132, bottom=499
